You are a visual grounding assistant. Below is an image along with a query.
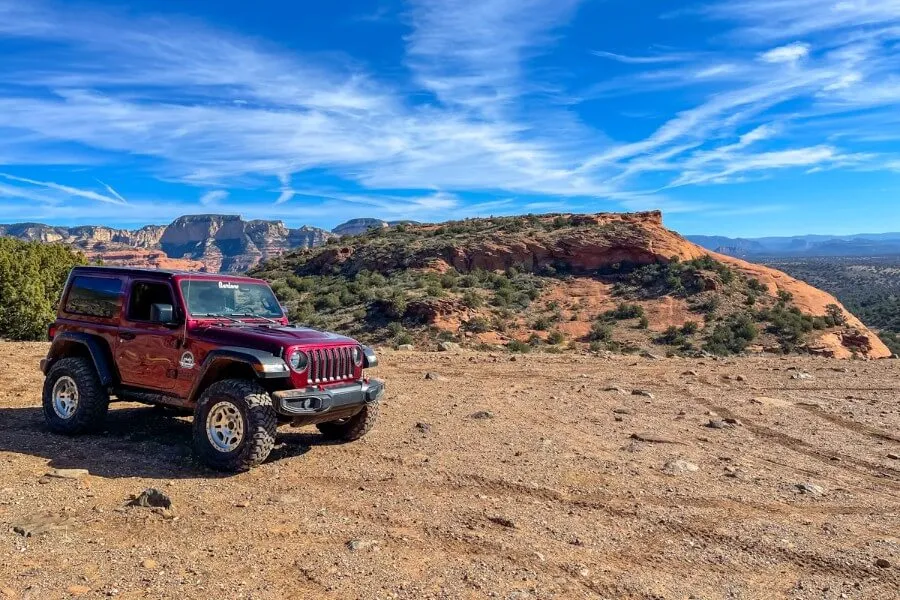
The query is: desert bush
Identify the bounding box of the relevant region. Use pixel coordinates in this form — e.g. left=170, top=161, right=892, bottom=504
left=547, top=330, right=565, bottom=345
left=588, top=321, right=614, bottom=342
left=507, top=339, right=531, bottom=353
left=703, top=314, right=758, bottom=355
left=0, top=239, right=85, bottom=340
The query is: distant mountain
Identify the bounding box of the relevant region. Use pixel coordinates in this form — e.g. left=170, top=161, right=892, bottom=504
left=0, top=215, right=334, bottom=273
left=687, top=232, right=900, bottom=257
left=331, top=218, right=420, bottom=236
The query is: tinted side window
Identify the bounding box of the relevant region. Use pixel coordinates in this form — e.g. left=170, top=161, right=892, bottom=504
left=127, top=281, right=174, bottom=321
left=64, top=276, right=123, bottom=318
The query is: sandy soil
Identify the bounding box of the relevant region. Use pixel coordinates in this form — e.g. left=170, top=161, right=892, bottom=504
left=0, top=342, right=898, bottom=599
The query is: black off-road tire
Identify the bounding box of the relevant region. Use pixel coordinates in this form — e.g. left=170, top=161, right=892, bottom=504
left=192, top=379, right=277, bottom=472
left=316, top=400, right=379, bottom=442
left=42, top=356, right=110, bottom=434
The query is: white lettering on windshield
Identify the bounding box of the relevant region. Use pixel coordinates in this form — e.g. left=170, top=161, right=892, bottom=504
left=217, top=282, right=240, bottom=289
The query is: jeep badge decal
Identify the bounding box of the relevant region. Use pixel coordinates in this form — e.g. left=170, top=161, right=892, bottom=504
left=179, top=351, right=195, bottom=369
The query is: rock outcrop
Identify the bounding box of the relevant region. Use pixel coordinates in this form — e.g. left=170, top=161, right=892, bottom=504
left=262, top=211, right=890, bottom=359
left=0, top=215, right=333, bottom=273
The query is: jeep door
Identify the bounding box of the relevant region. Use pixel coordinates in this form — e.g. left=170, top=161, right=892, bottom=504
left=116, top=278, right=182, bottom=391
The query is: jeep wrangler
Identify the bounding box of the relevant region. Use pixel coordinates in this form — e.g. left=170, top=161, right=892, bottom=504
left=40, top=266, right=384, bottom=472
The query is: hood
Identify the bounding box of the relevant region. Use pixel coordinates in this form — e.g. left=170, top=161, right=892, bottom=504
left=191, top=323, right=359, bottom=353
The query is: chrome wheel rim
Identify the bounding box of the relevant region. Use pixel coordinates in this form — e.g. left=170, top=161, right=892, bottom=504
left=206, top=401, right=244, bottom=453
left=52, top=376, right=79, bottom=419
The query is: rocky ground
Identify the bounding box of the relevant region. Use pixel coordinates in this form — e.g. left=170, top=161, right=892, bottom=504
left=0, top=342, right=898, bottom=599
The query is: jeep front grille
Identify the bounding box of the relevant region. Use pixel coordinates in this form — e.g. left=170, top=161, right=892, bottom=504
left=308, top=346, right=355, bottom=384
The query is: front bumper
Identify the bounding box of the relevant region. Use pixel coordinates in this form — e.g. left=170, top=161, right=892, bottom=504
left=271, top=378, right=384, bottom=417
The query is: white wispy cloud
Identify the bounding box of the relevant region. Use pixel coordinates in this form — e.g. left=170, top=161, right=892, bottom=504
left=199, top=190, right=228, bottom=206
left=0, top=173, right=127, bottom=205
left=1, top=0, right=900, bottom=225
left=592, top=50, right=696, bottom=64
left=758, top=42, right=811, bottom=64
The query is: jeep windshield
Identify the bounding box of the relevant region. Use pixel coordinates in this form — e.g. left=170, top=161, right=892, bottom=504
left=179, top=280, right=284, bottom=320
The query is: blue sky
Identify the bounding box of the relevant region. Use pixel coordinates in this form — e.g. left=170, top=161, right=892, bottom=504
left=1, top=0, right=900, bottom=236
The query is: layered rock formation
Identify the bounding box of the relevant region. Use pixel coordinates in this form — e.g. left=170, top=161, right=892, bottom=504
left=0, top=215, right=333, bottom=273
left=261, top=211, right=890, bottom=359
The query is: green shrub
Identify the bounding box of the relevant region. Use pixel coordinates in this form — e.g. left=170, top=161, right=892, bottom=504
left=0, top=239, right=86, bottom=340
left=462, top=290, right=483, bottom=308
left=507, top=339, right=531, bottom=353
left=603, top=303, right=645, bottom=321
left=704, top=314, right=758, bottom=355
left=588, top=321, right=613, bottom=342
left=681, top=321, right=699, bottom=335
left=465, top=317, right=492, bottom=333
left=547, top=330, right=565, bottom=345
left=531, top=316, right=551, bottom=331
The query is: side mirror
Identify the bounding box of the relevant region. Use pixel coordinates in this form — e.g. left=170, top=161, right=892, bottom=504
left=150, top=303, right=176, bottom=325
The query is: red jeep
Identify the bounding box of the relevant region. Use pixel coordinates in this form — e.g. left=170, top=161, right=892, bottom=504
left=40, top=266, right=383, bottom=471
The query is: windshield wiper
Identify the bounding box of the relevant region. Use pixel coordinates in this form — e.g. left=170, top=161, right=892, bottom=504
left=194, top=313, right=244, bottom=323
left=228, top=313, right=280, bottom=325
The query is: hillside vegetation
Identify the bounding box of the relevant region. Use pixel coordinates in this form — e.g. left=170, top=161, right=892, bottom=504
left=251, top=213, right=873, bottom=357
left=0, top=239, right=85, bottom=340
left=765, top=257, right=900, bottom=355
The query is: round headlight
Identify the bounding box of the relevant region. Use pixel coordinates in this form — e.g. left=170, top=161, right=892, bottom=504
left=352, top=346, right=363, bottom=366
left=288, top=349, right=308, bottom=372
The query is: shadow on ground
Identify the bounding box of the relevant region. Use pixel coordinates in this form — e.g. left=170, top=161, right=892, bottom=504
left=0, top=405, right=331, bottom=479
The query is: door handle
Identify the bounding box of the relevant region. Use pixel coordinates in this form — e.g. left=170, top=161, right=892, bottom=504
left=119, top=332, right=136, bottom=341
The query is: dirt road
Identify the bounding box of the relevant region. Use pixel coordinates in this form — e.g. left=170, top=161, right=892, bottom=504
left=1, top=342, right=898, bottom=599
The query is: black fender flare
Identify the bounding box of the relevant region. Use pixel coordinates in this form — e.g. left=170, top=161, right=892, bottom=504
left=188, top=346, right=290, bottom=403
left=42, top=332, right=118, bottom=387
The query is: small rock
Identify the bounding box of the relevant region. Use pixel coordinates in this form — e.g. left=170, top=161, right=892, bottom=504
left=612, top=408, right=633, bottom=415
left=487, top=515, right=517, bottom=529
left=470, top=411, right=494, bottom=420
left=682, top=370, right=698, bottom=376
left=663, top=459, right=699, bottom=475
left=705, top=420, right=727, bottom=429
left=12, top=513, right=76, bottom=537
left=414, top=422, right=432, bottom=434
left=723, top=466, right=748, bottom=480
left=45, top=468, right=89, bottom=480
left=887, top=453, right=899, bottom=460
left=235, top=501, right=250, bottom=508
left=67, top=586, right=91, bottom=597
left=631, top=390, right=654, bottom=399
left=346, top=539, right=378, bottom=552
left=604, top=386, right=628, bottom=395
left=723, top=417, right=742, bottom=426
left=423, top=372, right=444, bottom=380
left=141, top=559, right=159, bottom=569
left=438, top=341, right=461, bottom=352
left=640, top=351, right=662, bottom=360
left=750, top=396, right=791, bottom=407
left=631, top=432, right=682, bottom=444
left=271, top=493, right=302, bottom=505
left=128, top=488, right=172, bottom=510
left=614, top=416, right=623, bottom=422
left=795, top=483, right=824, bottom=496
left=874, top=558, right=891, bottom=569
left=396, top=344, right=414, bottom=351
left=791, top=372, right=814, bottom=380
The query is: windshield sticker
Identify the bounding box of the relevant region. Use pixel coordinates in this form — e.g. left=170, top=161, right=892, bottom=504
left=217, top=282, right=240, bottom=290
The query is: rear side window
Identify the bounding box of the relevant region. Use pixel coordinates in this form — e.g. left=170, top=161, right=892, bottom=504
left=64, top=276, right=123, bottom=318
